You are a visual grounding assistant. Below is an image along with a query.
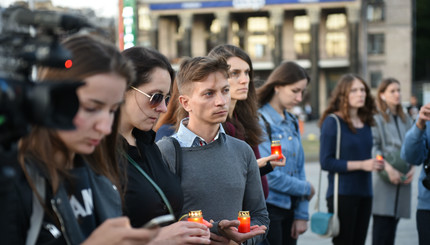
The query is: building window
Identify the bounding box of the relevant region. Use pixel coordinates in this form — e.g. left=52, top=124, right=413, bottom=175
left=367, top=0, right=385, bottom=22
left=325, top=13, right=347, bottom=58
left=370, top=71, right=383, bottom=88
left=294, top=15, right=310, bottom=59
left=247, top=17, right=269, bottom=60
left=368, top=33, right=385, bottom=54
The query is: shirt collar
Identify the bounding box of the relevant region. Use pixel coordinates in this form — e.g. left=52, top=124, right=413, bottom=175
left=261, top=103, right=290, bottom=125
left=175, top=117, right=225, bottom=147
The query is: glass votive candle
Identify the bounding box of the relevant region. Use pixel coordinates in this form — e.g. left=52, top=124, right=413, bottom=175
left=238, top=211, right=250, bottom=233
left=271, top=140, right=283, bottom=160
left=187, top=210, right=203, bottom=223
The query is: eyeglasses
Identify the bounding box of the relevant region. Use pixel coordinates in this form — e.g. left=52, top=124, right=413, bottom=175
left=130, top=86, right=170, bottom=108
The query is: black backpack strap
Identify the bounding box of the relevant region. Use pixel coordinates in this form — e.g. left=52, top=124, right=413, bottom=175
left=169, top=137, right=182, bottom=181
left=260, top=115, right=272, bottom=142
left=286, top=111, right=299, bottom=133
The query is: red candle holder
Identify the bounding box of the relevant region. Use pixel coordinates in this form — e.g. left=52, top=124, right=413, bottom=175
left=187, top=210, right=203, bottom=224
left=238, top=211, right=250, bottom=233
left=271, top=140, right=283, bottom=160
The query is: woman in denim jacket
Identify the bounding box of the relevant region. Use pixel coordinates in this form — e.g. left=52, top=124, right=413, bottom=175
left=257, top=62, right=315, bottom=245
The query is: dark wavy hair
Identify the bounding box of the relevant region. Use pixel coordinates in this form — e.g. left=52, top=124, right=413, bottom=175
left=257, top=61, right=310, bottom=107
left=208, top=44, right=262, bottom=146
left=319, top=74, right=376, bottom=132
left=376, top=77, right=407, bottom=123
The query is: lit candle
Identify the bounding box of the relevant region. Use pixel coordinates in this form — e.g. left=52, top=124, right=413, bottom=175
left=238, top=211, right=250, bottom=233
left=271, top=140, right=283, bottom=160
left=376, top=154, right=383, bottom=161
left=187, top=210, right=203, bottom=223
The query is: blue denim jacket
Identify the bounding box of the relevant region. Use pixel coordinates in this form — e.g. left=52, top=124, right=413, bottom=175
left=401, top=121, right=430, bottom=211
left=258, top=103, right=310, bottom=220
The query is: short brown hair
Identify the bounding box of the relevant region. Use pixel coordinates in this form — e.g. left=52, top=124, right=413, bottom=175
left=176, top=56, right=230, bottom=95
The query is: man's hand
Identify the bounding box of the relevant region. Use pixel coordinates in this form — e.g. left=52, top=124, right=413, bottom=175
left=217, top=220, right=267, bottom=244
left=416, top=103, right=430, bottom=130
left=290, top=219, right=307, bottom=239
left=209, top=232, right=230, bottom=245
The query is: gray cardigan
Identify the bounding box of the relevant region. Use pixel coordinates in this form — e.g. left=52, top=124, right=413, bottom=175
left=371, top=111, right=413, bottom=218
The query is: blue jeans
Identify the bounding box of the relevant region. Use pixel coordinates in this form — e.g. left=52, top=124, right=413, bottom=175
left=260, top=203, right=296, bottom=245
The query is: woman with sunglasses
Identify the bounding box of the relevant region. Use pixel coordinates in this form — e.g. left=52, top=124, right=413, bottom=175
left=7, top=34, right=159, bottom=245
left=120, top=47, right=210, bottom=244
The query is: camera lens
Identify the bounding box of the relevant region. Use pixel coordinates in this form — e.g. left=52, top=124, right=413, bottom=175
left=423, top=164, right=430, bottom=190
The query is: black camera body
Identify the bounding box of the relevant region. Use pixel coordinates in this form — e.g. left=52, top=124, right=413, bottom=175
left=422, top=151, right=430, bottom=190
left=0, top=6, right=91, bottom=148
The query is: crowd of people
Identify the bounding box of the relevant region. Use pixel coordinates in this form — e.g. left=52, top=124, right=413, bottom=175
left=2, top=28, right=430, bottom=245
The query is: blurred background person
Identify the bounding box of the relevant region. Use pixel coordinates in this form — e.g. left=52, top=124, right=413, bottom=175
left=120, top=46, right=210, bottom=244
left=208, top=44, right=285, bottom=200
left=257, top=61, right=314, bottom=245
left=8, top=34, right=158, bottom=245
left=407, top=95, right=422, bottom=121
left=401, top=102, right=430, bottom=245
left=154, top=79, right=183, bottom=141
left=371, top=78, right=414, bottom=245
left=319, top=74, right=380, bottom=245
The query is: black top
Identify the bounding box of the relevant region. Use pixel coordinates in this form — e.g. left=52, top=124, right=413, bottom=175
left=122, top=129, right=183, bottom=227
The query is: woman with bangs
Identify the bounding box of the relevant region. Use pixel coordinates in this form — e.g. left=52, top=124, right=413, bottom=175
left=319, top=74, right=381, bottom=245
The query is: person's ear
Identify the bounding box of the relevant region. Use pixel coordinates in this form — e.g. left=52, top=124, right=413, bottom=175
left=179, top=95, right=192, bottom=112
left=380, top=94, right=386, bottom=101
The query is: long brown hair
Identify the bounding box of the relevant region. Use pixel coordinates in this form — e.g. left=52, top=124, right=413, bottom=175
left=376, top=77, right=407, bottom=122
left=19, top=34, right=134, bottom=194
left=257, top=61, right=310, bottom=107
left=154, top=78, right=184, bottom=132
left=319, top=74, right=376, bottom=132
left=208, top=44, right=262, bottom=146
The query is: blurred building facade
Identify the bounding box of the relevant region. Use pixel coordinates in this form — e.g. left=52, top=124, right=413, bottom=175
left=133, top=0, right=413, bottom=117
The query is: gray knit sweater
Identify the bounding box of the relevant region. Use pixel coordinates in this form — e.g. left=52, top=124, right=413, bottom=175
left=157, top=134, right=269, bottom=245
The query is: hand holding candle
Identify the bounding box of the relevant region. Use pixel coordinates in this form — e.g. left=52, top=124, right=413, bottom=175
left=237, top=211, right=250, bottom=233
left=271, top=140, right=283, bottom=160
left=187, top=210, right=204, bottom=224
left=376, top=154, right=385, bottom=170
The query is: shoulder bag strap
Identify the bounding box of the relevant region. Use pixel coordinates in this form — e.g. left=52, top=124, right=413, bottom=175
left=330, top=114, right=340, bottom=218
left=374, top=114, right=387, bottom=152
left=25, top=164, right=46, bottom=245
left=124, top=153, right=175, bottom=216
left=260, top=115, right=272, bottom=142
left=315, top=114, right=340, bottom=216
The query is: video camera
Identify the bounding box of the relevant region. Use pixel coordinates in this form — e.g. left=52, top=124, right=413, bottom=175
left=0, top=6, right=94, bottom=148
left=0, top=5, right=95, bottom=186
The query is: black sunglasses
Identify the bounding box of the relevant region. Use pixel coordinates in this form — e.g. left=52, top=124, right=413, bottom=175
left=131, top=86, right=170, bottom=108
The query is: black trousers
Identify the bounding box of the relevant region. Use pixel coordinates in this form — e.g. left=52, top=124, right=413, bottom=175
left=416, top=209, right=430, bottom=245
left=262, top=203, right=296, bottom=245
left=327, top=195, right=372, bottom=245
left=372, top=215, right=399, bottom=245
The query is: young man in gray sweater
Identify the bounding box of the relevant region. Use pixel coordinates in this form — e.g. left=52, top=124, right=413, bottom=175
left=157, top=56, right=269, bottom=244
